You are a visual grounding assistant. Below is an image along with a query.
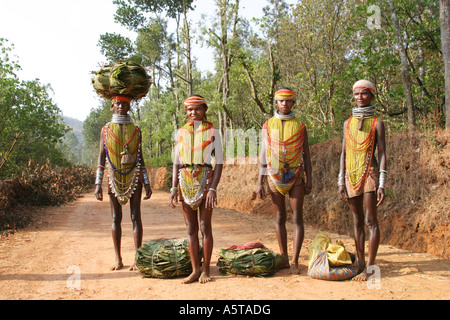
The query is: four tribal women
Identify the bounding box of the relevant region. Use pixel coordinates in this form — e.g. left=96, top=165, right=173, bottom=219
left=169, top=95, right=223, bottom=284
left=338, top=80, right=387, bottom=281
left=257, top=88, right=312, bottom=274
left=95, top=80, right=386, bottom=283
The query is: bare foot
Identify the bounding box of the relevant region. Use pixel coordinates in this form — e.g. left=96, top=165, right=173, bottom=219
left=110, top=261, right=123, bottom=271
left=129, top=263, right=138, bottom=271
left=290, top=262, right=301, bottom=275
left=181, top=270, right=201, bottom=284
left=352, top=272, right=370, bottom=281
left=199, top=272, right=212, bottom=284
left=277, top=256, right=290, bottom=270
left=352, top=266, right=370, bottom=281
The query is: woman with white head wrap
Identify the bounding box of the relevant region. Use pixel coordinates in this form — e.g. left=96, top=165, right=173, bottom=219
left=338, top=80, right=387, bottom=281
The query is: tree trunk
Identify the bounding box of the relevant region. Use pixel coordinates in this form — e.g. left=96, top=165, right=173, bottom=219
left=242, top=61, right=270, bottom=116
left=388, top=0, right=416, bottom=131
left=0, top=133, right=20, bottom=173
left=183, top=6, right=193, bottom=96
left=215, top=0, right=239, bottom=127
left=440, top=0, right=450, bottom=129
left=268, top=43, right=277, bottom=114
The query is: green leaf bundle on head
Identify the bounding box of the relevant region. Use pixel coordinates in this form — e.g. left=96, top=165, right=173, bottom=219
left=91, top=57, right=152, bottom=101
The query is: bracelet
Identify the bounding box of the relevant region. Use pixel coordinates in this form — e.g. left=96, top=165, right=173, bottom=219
left=95, top=167, right=104, bottom=185
left=379, top=171, right=387, bottom=189
left=208, top=188, right=216, bottom=193
left=170, top=187, right=178, bottom=192
left=141, top=167, right=150, bottom=185
left=338, top=172, right=345, bottom=186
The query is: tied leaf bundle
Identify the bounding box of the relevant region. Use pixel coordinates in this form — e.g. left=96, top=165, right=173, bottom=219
left=92, top=59, right=152, bottom=100
left=217, top=246, right=282, bottom=277
left=136, top=238, right=202, bottom=279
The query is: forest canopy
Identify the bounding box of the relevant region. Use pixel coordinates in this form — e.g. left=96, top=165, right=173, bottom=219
left=0, top=38, right=69, bottom=178
left=81, top=0, right=446, bottom=166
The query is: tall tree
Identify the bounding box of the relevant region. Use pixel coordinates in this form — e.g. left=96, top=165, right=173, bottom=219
left=239, top=0, right=290, bottom=117
left=387, top=0, right=416, bottom=131
left=441, top=0, right=450, bottom=129
left=98, top=32, right=134, bottom=62
left=0, top=39, right=68, bottom=177
left=205, top=0, right=241, bottom=128
left=111, top=0, right=195, bottom=91
left=272, top=0, right=355, bottom=135
left=181, top=2, right=193, bottom=96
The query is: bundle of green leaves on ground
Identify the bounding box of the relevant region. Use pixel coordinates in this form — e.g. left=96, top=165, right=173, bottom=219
left=92, top=58, right=152, bottom=100
left=136, top=238, right=202, bottom=279
left=217, top=242, right=282, bottom=277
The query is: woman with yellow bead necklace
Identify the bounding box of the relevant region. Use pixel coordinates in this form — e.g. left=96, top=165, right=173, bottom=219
left=169, top=95, right=223, bottom=284
left=257, top=88, right=312, bottom=274
left=338, top=80, right=387, bottom=282
left=94, top=95, right=152, bottom=271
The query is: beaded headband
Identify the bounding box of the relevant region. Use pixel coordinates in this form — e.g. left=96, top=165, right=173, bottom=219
left=274, top=88, right=296, bottom=101
left=184, top=96, right=207, bottom=108
left=112, top=96, right=132, bottom=104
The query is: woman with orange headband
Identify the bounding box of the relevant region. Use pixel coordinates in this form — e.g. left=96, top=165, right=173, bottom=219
left=169, top=95, right=223, bottom=284
left=94, top=95, right=152, bottom=271
left=338, top=80, right=387, bottom=281
left=257, top=87, right=312, bottom=274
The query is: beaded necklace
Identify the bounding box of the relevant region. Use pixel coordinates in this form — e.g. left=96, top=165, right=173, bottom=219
left=345, top=116, right=378, bottom=194
left=103, top=121, right=142, bottom=205
left=264, top=116, right=305, bottom=195
left=111, top=114, right=132, bottom=124
left=178, top=121, right=215, bottom=154
left=352, top=105, right=376, bottom=130
left=352, top=105, right=376, bottom=118
left=178, top=121, right=215, bottom=210
left=274, top=109, right=295, bottom=121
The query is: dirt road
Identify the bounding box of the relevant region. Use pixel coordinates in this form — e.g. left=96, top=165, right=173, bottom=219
left=0, top=189, right=448, bottom=300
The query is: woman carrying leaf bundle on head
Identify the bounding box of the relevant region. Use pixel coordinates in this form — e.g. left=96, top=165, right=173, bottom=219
left=94, top=95, right=152, bottom=271
left=93, top=59, right=152, bottom=271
